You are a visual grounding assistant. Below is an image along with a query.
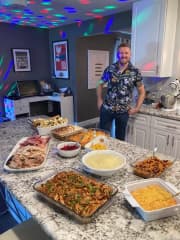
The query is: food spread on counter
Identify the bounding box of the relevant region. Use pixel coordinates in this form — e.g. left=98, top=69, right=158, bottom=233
left=35, top=170, right=113, bottom=217
left=3, top=114, right=179, bottom=223
left=31, top=115, right=68, bottom=128
left=133, top=156, right=173, bottom=178
left=6, top=135, right=50, bottom=169
left=131, top=184, right=177, bottom=211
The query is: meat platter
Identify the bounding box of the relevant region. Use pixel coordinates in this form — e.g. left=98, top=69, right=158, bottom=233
left=3, top=135, right=50, bottom=172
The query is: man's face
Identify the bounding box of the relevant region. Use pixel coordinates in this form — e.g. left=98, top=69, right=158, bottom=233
left=117, top=47, right=131, bottom=65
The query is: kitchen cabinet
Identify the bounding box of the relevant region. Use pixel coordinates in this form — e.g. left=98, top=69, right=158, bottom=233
left=131, top=0, right=178, bottom=77
left=126, top=114, right=180, bottom=159
left=150, top=116, right=180, bottom=159
left=149, top=128, right=172, bottom=156
left=126, top=113, right=151, bottom=149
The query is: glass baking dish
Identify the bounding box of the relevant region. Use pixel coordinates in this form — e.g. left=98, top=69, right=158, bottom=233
left=131, top=153, right=174, bottom=178
left=33, top=168, right=118, bottom=224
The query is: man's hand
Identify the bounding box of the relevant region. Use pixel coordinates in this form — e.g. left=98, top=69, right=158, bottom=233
left=97, top=98, right=103, bottom=110
left=128, top=107, right=139, bottom=115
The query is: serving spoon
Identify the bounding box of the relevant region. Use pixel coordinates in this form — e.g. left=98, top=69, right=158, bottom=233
left=152, top=146, right=158, bottom=157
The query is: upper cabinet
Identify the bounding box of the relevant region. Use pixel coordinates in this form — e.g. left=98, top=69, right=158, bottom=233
left=131, top=0, right=178, bottom=77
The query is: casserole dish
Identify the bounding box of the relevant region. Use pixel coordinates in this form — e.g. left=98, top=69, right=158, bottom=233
left=33, top=168, right=118, bottom=223
left=123, top=178, right=180, bottom=221
left=132, top=153, right=174, bottom=178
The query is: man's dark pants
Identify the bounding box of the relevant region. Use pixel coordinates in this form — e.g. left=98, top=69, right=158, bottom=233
left=99, top=105, right=129, bottom=141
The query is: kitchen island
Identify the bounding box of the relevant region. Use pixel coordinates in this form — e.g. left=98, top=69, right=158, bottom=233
left=0, top=118, right=180, bottom=240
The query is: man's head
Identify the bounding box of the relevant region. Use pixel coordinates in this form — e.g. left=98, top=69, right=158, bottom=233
left=117, top=43, right=131, bottom=65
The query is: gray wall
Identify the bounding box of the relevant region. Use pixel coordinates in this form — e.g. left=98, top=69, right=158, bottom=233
left=76, top=34, right=116, bottom=122
left=0, top=23, right=51, bottom=116
left=49, top=10, right=132, bottom=122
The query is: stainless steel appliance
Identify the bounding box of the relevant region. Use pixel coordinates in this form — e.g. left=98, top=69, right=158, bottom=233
left=161, top=79, right=180, bottom=109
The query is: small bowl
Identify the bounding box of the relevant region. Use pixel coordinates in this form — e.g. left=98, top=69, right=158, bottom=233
left=82, top=150, right=126, bottom=177
left=57, top=142, right=81, bottom=158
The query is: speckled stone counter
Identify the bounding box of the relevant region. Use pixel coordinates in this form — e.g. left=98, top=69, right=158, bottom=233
left=1, top=118, right=180, bottom=240
left=139, top=105, right=180, bottom=121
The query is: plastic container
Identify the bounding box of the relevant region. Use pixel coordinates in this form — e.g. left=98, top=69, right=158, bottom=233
left=123, top=178, right=180, bottom=221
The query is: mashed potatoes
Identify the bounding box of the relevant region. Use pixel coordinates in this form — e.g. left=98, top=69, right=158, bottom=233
left=85, top=153, right=123, bottom=170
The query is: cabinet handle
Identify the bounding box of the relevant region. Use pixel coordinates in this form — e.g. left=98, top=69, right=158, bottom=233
left=167, top=135, right=169, bottom=146
left=165, top=125, right=177, bottom=129
left=172, top=136, right=174, bottom=147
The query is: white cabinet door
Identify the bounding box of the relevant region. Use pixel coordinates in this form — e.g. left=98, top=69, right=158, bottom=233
left=171, top=135, right=180, bottom=160
left=126, top=120, right=134, bottom=144
left=150, top=128, right=172, bottom=155
left=131, top=0, right=178, bottom=77
left=133, top=124, right=149, bottom=149
left=126, top=113, right=150, bottom=148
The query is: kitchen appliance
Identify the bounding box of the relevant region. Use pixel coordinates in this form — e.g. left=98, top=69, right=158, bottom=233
left=161, top=79, right=180, bottom=110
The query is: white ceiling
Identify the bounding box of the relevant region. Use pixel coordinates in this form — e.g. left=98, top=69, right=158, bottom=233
left=0, top=0, right=137, bottom=29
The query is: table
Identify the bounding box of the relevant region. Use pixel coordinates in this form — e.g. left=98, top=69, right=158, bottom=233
left=0, top=118, right=180, bottom=240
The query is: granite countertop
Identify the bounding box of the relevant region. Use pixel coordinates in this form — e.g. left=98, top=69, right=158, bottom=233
left=139, top=105, right=180, bottom=121
left=1, top=118, right=180, bottom=240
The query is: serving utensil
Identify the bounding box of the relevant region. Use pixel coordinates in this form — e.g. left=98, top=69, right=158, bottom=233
left=152, top=146, right=158, bottom=157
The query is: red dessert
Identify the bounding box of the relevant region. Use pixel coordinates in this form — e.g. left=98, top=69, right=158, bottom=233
left=60, top=145, right=79, bottom=151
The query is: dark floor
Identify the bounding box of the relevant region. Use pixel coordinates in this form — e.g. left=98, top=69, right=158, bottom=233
left=0, top=211, right=18, bottom=234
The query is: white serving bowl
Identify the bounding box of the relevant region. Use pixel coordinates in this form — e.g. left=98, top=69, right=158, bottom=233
left=82, top=150, right=126, bottom=177
left=57, top=142, right=81, bottom=158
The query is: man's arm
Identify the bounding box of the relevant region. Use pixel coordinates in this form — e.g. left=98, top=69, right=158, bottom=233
left=128, top=84, right=145, bottom=115
left=96, top=80, right=104, bottom=110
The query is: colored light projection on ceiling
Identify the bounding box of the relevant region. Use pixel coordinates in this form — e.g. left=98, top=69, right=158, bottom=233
left=0, top=0, right=127, bottom=29
left=132, top=6, right=151, bottom=28
left=104, top=16, right=114, bottom=34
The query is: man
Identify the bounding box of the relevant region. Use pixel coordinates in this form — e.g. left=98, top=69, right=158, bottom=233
left=96, top=43, right=145, bottom=140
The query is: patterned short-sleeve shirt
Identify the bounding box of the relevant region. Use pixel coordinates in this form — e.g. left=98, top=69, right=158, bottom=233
left=101, top=61, right=143, bottom=113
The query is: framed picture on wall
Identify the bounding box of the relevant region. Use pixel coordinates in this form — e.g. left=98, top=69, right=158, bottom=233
left=12, top=48, right=31, bottom=72
left=53, top=40, right=69, bottom=79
